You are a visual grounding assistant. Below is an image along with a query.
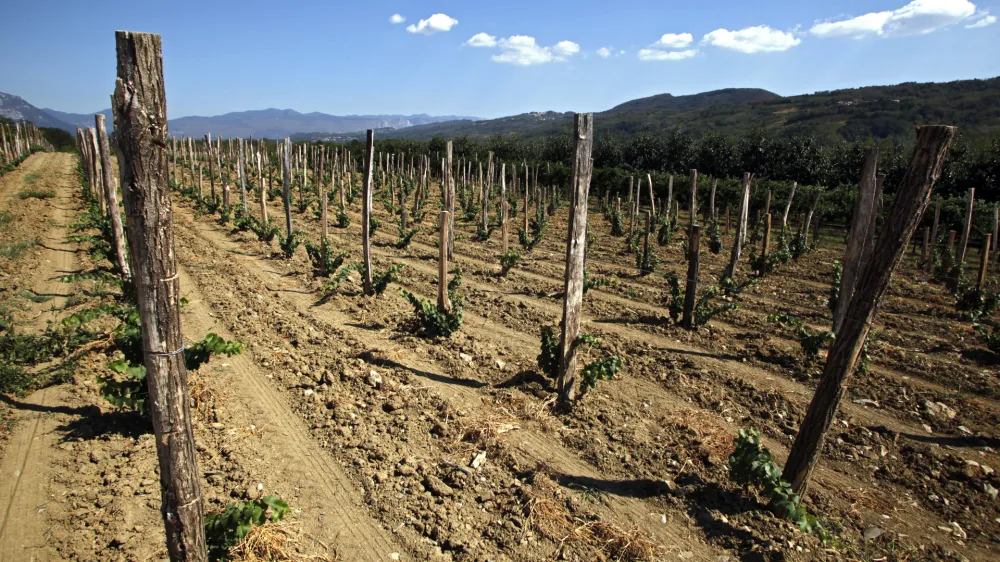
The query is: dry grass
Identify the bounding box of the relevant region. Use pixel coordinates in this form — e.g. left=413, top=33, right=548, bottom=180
left=573, top=520, right=661, bottom=562
left=231, top=521, right=336, bottom=561
left=188, top=374, right=218, bottom=423
left=659, top=408, right=735, bottom=460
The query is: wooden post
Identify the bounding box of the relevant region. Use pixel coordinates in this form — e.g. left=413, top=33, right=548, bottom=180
left=319, top=149, right=328, bottom=240
left=237, top=138, right=247, bottom=211
left=957, top=187, right=975, bottom=266
left=282, top=138, right=293, bottom=238
left=647, top=173, right=656, bottom=217
left=708, top=179, right=717, bottom=223
left=688, top=169, right=698, bottom=232
left=87, top=129, right=106, bottom=214
left=665, top=175, right=674, bottom=226
left=205, top=134, right=215, bottom=202
left=782, top=125, right=955, bottom=498
left=761, top=213, right=772, bottom=259
left=95, top=114, right=131, bottom=282
left=438, top=211, right=452, bottom=313
left=445, top=142, right=455, bottom=260
left=642, top=210, right=651, bottom=272
left=725, top=205, right=731, bottom=234
left=256, top=151, right=267, bottom=226
left=681, top=225, right=702, bottom=329
left=627, top=176, right=635, bottom=240
left=111, top=30, right=207, bottom=562
left=501, top=200, right=509, bottom=253
left=782, top=181, right=797, bottom=233
left=361, top=130, right=374, bottom=295
left=557, top=113, right=593, bottom=406
left=723, top=173, right=751, bottom=280
left=948, top=230, right=957, bottom=255
left=979, top=235, right=992, bottom=291
left=833, top=147, right=878, bottom=333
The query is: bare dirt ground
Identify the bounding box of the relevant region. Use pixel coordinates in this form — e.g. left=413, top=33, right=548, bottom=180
left=1, top=153, right=997, bottom=562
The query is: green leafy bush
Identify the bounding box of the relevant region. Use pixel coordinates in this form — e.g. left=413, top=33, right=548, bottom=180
left=402, top=290, right=463, bottom=337
left=695, top=286, right=739, bottom=326
left=583, top=268, right=610, bottom=294
left=371, top=264, right=404, bottom=296
left=496, top=249, right=521, bottom=277
left=278, top=230, right=302, bottom=258
left=768, top=313, right=835, bottom=359
left=304, top=238, right=346, bottom=277
left=828, top=261, right=842, bottom=313
left=396, top=225, right=420, bottom=249
left=536, top=327, right=622, bottom=396
left=729, top=429, right=829, bottom=540
left=665, top=274, right=684, bottom=323
left=205, top=495, right=290, bottom=561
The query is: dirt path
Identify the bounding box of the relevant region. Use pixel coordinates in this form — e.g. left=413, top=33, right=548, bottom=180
left=0, top=152, right=82, bottom=562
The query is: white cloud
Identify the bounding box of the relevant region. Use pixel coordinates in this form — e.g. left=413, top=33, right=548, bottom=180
left=702, top=25, right=801, bottom=53
left=638, top=48, right=698, bottom=61
left=552, top=40, right=580, bottom=57
left=489, top=36, right=581, bottom=65
left=596, top=47, right=612, bottom=58
left=810, top=0, right=979, bottom=38
left=465, top=32, right=497, bottom=47
left=653, top=33, right=694, bottom=49
left=406, top=13, right=458, bottom=35
left=810, top=12, right=892, bottom=38
left=966, top=12, right=996, bottom=27
left=390, top=14, right=406, bottom=24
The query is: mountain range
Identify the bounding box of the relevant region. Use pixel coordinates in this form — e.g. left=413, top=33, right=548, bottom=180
left=3, top=76, right=1000, bottom=144
left=371, top=77, right=1000, bottom=143
left=0, top=92, right=477, bottom=138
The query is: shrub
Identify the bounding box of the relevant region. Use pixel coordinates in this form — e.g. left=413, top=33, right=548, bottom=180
left=496, top=249, right=521, bottom=277
left=205, top=496, right=290, bottom=561
left=768, top=313, right=835, bottom=359
left=304, top=238, right=346, bottom=277
left=396, top=225, right=420, bottom=249
left=371, top=264, right=404, bottom=296
left=695, top=286, right=739, bottom=326
left=536, top=327, right=622, bottom=397
left=402, top=290, right=463, bottom=337
left=278, top=230, right=302, bottom=258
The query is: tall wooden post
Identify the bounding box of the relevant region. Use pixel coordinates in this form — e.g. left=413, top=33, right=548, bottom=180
left=957, top=187, right=975, bottom=266
left=256, top=151, right=268, bottom=226
left=921, top=227, right=930, bottom=266
left=557, top=113, right=593, bottom=406
left=95, top=114, right=131, bottom=282
left=761, top=213, right=772, bottom=259
left=111, top=30, right=207, bottom=562
left=782, top=125, right=955, bottom=497
left=833, top=147, right=878, bottom=333
left=708, top=179, right=717, bottom=223
left=647, top=173, right=656, bottom=217
left=438, top=211, right=452, bottom=313
left=681, top=225, right=702, bottom=329
left=782, top=181, right=797, bottom=233
left=237, top=138, right=247, bottom=211
left=688, top=170, right=698, bottom=231
left=205, top=134, right=215, bottom=202
left=501, top=201, right=509, bottom=254
left=282, top=138, right=293, bottom=238
left=445, top=141, right=455, bottom=260
left=642, top=210, right=651, bottom=272
left=319, top=149, right=327, bottom=240
left=361, top=130, right=374, bottom=295
left=723, top=173, right=752, bottom=280
left=979, top=235, right=992, bottom=291
left=665, top=175, right=674, bottom=227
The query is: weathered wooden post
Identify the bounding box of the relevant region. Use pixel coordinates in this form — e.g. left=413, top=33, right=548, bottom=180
left=833, top=147, right=878, bottom=333
left=957, top=187, right=975, bottom=266
left=761, top=213, right=772, bottom=259
left=501, top=200, right=509, bottom=254
left=238, top=138, right=247, bottom=211
left=782, top=181, right=797, bottom=234
left=725, top=205, right=731, bottom=234
left=642, top=210, right=651, bottom=271
left=979, top=235, right=992, bottom=291
left=362, top=130, right=374, bottom=296
left=557, top=113, right=593, bottom=406
left=708, top=179, right=717, bottom=223
left=205, top=134, right=215, bottom=202
left=782, top=125, right=955, bottom=498
left=682, top=225, right=702, bottom=329
left=111, top=30, right=207, bottom=562
left=688, top=169, right=698, bottom=233
left=647, top=173, right=656, bottom=217
left=723, top=173, right=752, bottom=280
left=282, top=138, right=293, bottom=239
left=438, top=210, right=452, bottom=313
left=319, top=151, right=328, bottom=240
left=256, top=151, right=267, bottom=226
left=921, top=227, right=930, bottom=266
left=665, top=175, right=674, bottom=227
left=95, top=114, right=131, bottom=281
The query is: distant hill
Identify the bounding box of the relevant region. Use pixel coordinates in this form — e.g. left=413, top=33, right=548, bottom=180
left=43, top=108, right=114, bottom=133
left=375, top=79, right=1000, bottom=143
left=0, top=92, right=74, bottom=131
left=164, top=109, right=480, bottom=139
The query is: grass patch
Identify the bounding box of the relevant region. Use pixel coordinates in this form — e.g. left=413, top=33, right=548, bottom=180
left=17, top=188, right=55, bottom=200
left=0, top=212, right=14, bottom=229
left=22, top=172, right=40, bottom=184
left=0, top=240, right=37, bottom=259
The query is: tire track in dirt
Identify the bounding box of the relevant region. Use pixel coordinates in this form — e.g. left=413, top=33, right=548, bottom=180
left=171, top=206, right=722, bottom=560
left=176, top=265, right=403, bottom=562
left=0, top=153, right=84, bottom=562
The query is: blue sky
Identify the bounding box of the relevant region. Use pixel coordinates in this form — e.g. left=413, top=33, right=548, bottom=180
left=1, top=0, right=997, bottom=119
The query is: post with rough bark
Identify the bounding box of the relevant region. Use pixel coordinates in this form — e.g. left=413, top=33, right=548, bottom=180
left=438, top=211, right=452, bottom=313
left=446, top=141, right=455, bottom=260
left=782, top=181, right=797, bottom=233
left=361, top=130, right=375, bottom=295
left=111, top=30, right=207, bottom=562
left=688, top=170, right=698, bottom=232
left=921, top=227, right=930, bottom=266
left=95, top=114, right=131, bottom=282
left=782, top=125, right=955, bottom=498
left=723, top=173, right=751, bottom=280
left=957, top=187, right=975, bottom=266
left=979, top=235, right=992, bottom=291
left=647, top=173, right=656, bottom=217
left=761, top=213, right=772, bottom=259
left=282, top=138, right=293, bottom=239
left=833, top=147, right=878, bottom=333
left=682, top=225, right=702, bottom=329
left=238, top=139, right=247, bottom=211
left=205, top=135, right=215, bottom=202
left=256, top=152, right=267, bottom=226
left=557, top=113, right=593, bottom=407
